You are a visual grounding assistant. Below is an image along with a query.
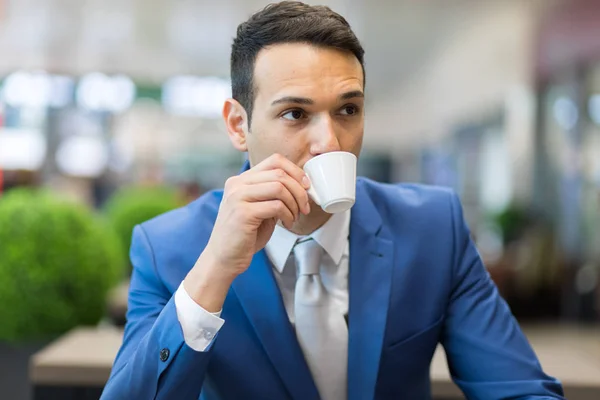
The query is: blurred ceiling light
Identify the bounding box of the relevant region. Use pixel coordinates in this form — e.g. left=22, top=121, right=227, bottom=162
left=162, top=76, right=231, bottom=118
left=0, top=128, right=46, bottom=170
left=2, top=71, right=50, bottom=108
left=1, top=71, right=74, bottom=109
left=77, top=73, right=136, bottom=113
left=55, top=135, right=109, bottom=178
left=552, top=96, right=578, bottom=131
left=587, top=94, right=600, bottom=126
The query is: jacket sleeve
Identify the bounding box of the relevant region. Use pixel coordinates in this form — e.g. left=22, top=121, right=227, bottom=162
left=441, top=192, right=565, bottom=399
left=101, top=225, right=211, bottom=400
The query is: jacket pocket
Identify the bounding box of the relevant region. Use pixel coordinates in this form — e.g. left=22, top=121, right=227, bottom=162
left=386, top=314, right=444, bottom=351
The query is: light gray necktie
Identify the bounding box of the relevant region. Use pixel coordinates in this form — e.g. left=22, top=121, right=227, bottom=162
left=293, top=238, right=348, bottom=400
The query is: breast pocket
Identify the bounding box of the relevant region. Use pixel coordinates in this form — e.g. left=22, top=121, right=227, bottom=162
left=386, top=314, right=444, bottom=351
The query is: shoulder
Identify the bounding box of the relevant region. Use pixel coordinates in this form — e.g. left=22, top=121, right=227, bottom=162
left=357, top=177, right=458, bottom=212
left=137, top=189, right=224, bottom=246
left=356, top=177, right=465, bottom=238
left=128, top=189, right=225, bottom=287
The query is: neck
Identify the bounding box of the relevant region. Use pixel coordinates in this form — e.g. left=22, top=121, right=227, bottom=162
left=288, top=201, right=332, bottom=236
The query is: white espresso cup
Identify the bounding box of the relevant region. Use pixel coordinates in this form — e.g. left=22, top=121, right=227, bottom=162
left=303, top=151, right=357, bottom=214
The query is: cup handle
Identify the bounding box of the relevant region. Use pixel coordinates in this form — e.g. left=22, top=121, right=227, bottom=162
left=306, top=183, right=321, bottom=206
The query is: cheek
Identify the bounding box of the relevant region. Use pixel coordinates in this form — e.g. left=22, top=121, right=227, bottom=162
left=282, top=138, right=311, bottom=162
left=340, top=125, right=364, bottom=151
left=247, top=125, right=310, bottom=163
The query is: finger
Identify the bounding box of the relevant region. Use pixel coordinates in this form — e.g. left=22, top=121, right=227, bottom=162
left=251, top=154, right=310, bottom=190
left=250, top=200, right=295, bottom=229
left=242, top=169, right=310, bottom=215
left=239, top=181, right=299, bottom=221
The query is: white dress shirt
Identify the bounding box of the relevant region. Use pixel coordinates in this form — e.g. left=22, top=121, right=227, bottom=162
left=174, top=210, right=350, bottom=352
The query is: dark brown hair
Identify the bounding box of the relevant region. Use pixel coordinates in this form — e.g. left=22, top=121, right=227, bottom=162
left=231, top=1, right=365, bottom=125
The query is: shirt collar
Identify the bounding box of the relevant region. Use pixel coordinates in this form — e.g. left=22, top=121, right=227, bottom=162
left=265, top=209, right=350, bottom=273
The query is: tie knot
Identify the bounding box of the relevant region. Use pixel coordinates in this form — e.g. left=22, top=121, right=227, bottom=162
left=293, top=238, right=323, bottom=276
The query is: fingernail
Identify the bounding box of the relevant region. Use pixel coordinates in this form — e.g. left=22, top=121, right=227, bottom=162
left=302, top=175, right=310, bottom=189
left=305, top=202, right=311, bottom=214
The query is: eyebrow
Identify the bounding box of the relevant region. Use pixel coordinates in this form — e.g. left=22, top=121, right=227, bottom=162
left=271, top=96, right=314, bottom=106
left=270, top=90, right=365, bottom=106
left=339, top=90, right=364, bottom=100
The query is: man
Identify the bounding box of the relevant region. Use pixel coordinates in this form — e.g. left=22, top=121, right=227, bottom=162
left=101, top=2, right=564, bottom=399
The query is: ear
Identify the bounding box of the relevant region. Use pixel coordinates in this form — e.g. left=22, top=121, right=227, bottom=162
left=223, top=98, right=249, bottom=152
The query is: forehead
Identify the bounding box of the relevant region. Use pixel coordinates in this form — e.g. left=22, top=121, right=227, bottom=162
left=252, top=43, right=364, bottom=102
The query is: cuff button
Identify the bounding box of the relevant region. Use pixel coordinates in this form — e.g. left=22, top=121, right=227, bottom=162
left=159, top=348, right=170, bottom=362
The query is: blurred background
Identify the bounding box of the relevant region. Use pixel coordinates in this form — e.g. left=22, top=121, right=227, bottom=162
left=0, top=0, right=599, bottom=399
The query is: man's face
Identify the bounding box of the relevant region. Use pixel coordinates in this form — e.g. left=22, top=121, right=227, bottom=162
left=245, top=43, right=365, bottom=169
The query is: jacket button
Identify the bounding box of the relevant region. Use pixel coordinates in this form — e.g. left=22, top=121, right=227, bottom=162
left=159, top=348, right=170, bottom=362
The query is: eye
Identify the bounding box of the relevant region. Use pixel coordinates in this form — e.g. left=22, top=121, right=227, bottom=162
left=281, top=109, right=306, bottom=121
left=340, top=105, right=359, bottom=116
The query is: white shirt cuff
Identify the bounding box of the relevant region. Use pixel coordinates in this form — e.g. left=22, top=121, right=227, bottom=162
left=174, top=282, right=225, bottom=352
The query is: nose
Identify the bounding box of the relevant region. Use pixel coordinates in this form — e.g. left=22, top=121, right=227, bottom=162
left=310, top=116, right=341, bottom=156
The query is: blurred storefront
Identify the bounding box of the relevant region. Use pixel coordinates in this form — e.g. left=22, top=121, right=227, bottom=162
left=382, top=0, right=600, bottom=321
left=534, top=0, right=600, bottom=321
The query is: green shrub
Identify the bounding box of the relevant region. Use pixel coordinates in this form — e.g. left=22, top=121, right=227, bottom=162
left=489, top=204, right=532, bottom=246
left=103, top=186, right=181, bottom=264
left=0, top=189, right=125, bottom=342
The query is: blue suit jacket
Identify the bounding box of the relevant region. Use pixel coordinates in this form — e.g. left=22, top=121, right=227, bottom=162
left=101, top=177, right=564, bottom=400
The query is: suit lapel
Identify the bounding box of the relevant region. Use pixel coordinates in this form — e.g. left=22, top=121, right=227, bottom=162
left=347, top=180, right=394, bottom=400
left=232, top=250, right=320, bottom=400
